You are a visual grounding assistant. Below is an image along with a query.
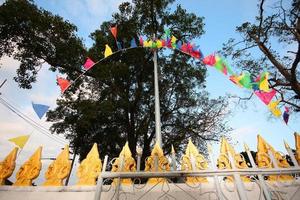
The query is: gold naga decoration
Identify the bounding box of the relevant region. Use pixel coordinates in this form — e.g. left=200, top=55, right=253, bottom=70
left=111, top=142, right=136, bottom=186
left=145, top=142, right=170, bottom=184
left=181, top=139, right=208, bottom=184
left=217, top=137, right=250, bottom=182
left=13, top=146, right=42, bottom=186
left=42, top=145, right=71, bottom=186
left=295, top=132, right=300, bottom=165
left=256, top=135, right=293, bottom=181
left=0, top=147, right=18, bottom=185
left=76, top=143, right=102, bottom=186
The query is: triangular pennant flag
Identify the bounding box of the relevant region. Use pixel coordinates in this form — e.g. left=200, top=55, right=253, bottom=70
left=214, top=56, right=226, bottom=74
left=104, top=44, right=113, bottom=58
left=254, top=89, right=276, bottom=105
left=110, top=26, right=117, bottom=39
left=116, top=41, right=123, bottom=50
left=283, top=111, right=289, bottom=124
left=171, top=35, right=177, bottom=49
left=32, top=102, right=50, bottom=119
left=176, top=41, right=182, bottom=49
left=238, top=73, right=252, bottom=89
left=255, top=89, right=276, bottom=104
left=139, top=36, right=144, bottom=46
left=259, top=72, right=270, bottom=92
left=9, top=135, right=30, bottom=149
left=267, top=100, right=282, bottom=117
left=181, top=43, right=188, bottom=52
left=229, top=75, right=243, bottom=87
left=156, top=40, right=163, bottom=48
left=202, top=54, right=216, bottom=66
left=130, top=38, right=137, bottom=48
left=57, top=77, right=71, bottom=93
left=83, top=57, right=95, bottom=70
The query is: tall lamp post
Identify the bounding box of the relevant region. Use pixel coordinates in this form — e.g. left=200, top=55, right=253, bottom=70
left=153, top=45, right=162, bottom=147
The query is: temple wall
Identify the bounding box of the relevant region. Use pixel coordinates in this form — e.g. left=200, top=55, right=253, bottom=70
left=1, top=180, right=300, bottom=200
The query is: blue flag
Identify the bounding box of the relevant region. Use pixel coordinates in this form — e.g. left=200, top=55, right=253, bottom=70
left=32, top=102, right=50, bottom=119
left=130, top=38, right=137, bottom=48
left=117, top=41, right=123, bottom=50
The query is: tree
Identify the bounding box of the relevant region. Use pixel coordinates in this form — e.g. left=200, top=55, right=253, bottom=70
left=0, top=0, right=231, bottom=162
left=221, top=0, right=300, bottom=111
left=0, top=0, right=86, bottom=89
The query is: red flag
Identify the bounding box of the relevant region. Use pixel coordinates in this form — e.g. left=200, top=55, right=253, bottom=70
left=57, top=77, right=71, bottom=93
left=139, top=36, right=144, bottom=46
left=110, top=26, right=117, bottom=39
left=254, top=89, right=276, bottom=105
left=83, top=57, right=95, bottom=70
left=202, top=54, right=216, bottom=66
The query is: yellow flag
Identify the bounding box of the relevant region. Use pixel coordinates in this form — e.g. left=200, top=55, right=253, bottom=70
left=259, top=72, right=270, bottom=92
left=8, top=135, right=30, bottom=148
left=156, top=40, right=162, bottom=48
left=171, top=35, right=177, bottom=44
left=104, top=44, right=113, bottom=58
left=267, top=100, right=282, bottom=117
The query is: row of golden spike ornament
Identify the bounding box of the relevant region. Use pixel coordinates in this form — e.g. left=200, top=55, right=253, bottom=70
left=1, top=133, right=300, bottom=186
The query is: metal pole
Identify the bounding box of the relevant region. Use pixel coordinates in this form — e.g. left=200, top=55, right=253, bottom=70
left=244, top=145, right=272, bottom=200
left=153, top=49, right=162, bottom=147
left=65, top=148, right=77, bottom=186
left=94, top=155, right=108, bottom=200
left=208, top=145, right=225, bottom=200
left=227, top=153, right=248, bottom=200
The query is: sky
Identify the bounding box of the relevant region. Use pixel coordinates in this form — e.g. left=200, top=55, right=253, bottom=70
left=0, top=0, right=299, bottom=185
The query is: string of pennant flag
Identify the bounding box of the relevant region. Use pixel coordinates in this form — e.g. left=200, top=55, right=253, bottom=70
left=56, top=26, right=290, bottom=124
left=7, top=26, right=293, bottom=149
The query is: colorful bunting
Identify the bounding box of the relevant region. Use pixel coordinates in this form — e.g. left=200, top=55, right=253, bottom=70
left=83, top=57, right=95, bottom=70
left=110, top=26, right=117, bottom=39
left=171, top=35, right=177, bottom=49
left=229, top=75, right=243, bottom=87
left=8, top=135, right=30, bottom=149
left=254, top=89, right=276, bottom=105
left=267, top=100, right=282, bottom=117
left=57, top=77, right=71, bottom=93
left=104, top=44, right=113, bottom=58
left=130, top=38, right=137, bottom=48
left=283, top=106, right=290, bottom=124
left=32, top=102, right=50, bottom=119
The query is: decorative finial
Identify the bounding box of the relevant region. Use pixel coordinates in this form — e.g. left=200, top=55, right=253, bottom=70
left=181, top=139, right=208, bottom=184
left=76, top=143, right=102, bottom=185
left=171, top=145, right=175, bottom=154
left=0, top=147, right=18, bottom=185
left=111, top=142, right=136, bottom=185
left=14, top=146, right=42, bottom=186
left=43, top=145, right=71, bottom=186
left=145, top=142, right=170, bottom=184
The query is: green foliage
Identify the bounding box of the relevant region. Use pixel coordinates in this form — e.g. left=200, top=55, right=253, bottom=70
left=221, top=0, right=300, bottom=111
left=0, top=0, right=86, bottom=88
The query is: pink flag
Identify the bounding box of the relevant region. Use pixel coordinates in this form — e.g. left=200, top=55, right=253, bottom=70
left=57, top=77, right=71, bottom=93
left=202, top=54, right=216, bottom=66
left=83, top=57, right=95, bottom=70
left=254, top=89, right=276, bottom=105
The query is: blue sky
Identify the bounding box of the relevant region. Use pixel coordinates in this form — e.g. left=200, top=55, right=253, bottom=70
left=0, top=0, right=299, bottom=184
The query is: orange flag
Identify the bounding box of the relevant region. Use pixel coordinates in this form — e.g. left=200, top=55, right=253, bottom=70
left=110, top=26, right=117, bottom=39
left=57, top=77, right=71, bottom=93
